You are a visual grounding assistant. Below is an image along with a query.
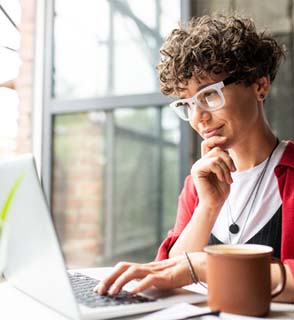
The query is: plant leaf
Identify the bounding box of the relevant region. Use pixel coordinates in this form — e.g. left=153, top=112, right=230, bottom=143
left=0, top=172, right=26, bottom=223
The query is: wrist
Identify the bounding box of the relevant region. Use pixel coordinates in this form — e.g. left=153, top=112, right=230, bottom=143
left=184, top=252, right=199, bottom=284
left=189, top=252, right=207, bottom=283
left=194, top=203, right=222, bottom=221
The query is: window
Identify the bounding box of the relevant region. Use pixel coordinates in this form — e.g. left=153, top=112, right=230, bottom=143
left=0, top=1, right=21, bottom=157
left=43, top=0, right=187, bottom=267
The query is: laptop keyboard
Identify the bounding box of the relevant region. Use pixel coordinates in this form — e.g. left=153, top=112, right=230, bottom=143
left=68, top=272, right=155, bottom=308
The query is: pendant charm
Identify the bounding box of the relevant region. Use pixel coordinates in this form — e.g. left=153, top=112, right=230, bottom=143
left=229, top=223, right=240, bottom=234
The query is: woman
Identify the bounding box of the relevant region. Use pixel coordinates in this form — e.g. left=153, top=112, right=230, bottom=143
left=95, top=14, right=294, bottom=302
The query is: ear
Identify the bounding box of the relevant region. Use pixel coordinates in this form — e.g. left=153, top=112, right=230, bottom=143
left=254, top=76, right=271, bottom=102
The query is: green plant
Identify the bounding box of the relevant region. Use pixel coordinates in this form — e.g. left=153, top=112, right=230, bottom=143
left=0, top=173, right=26, bottom=236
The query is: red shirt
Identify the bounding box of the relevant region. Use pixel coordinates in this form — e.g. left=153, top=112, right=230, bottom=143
left=155, top=141, right=294, bottom=275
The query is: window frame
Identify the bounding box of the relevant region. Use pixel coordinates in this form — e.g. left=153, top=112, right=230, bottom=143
left=40, top=1, right=193, bottom=258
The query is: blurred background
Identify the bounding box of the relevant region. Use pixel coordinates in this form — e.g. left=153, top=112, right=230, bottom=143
left=0, top=0, right=293, bottom=268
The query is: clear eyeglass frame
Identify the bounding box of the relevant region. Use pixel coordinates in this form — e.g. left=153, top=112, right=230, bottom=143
left=170, top=76, right=237, bottom=121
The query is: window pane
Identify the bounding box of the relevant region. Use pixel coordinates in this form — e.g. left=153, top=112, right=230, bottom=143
left=53, top=0, right=181, bottom=99
left=0, top=0, right=21, bottom=85
left=163, top=146, right=179, bottom=235
left=0, top=88, right=19, bottom=155
left=52, top=112, right=107, bottom=267
left=111, top=106, right=180, bottom=262
left=115, top=108, right=158, bottom=136
left=0, top=0, right=21, bottom=50
left=52, top=106, right=180, bottom=266
left=113, top=120, right=158, bottom=261
left=162, top=105, right=180, bottom=144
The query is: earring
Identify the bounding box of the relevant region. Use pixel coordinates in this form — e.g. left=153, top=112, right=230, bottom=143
left=260, top=94, right=265, bottom=100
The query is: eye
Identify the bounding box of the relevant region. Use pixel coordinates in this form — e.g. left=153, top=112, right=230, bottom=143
left=205, top=90, right=222, bottom=108
left=204, top=90, right=218, bottom=100
left=198, top=89, right=217, bottom=104
left=182, top=102, right=191, bottom=108
left=175, top=101, right=190, bottom=109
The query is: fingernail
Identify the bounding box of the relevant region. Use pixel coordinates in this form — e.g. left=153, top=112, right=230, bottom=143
left=109, top=285, right=118, bottom=296
left=231, top=164, right=236, bottom=171
left=93, top=282, right=105, bottom=294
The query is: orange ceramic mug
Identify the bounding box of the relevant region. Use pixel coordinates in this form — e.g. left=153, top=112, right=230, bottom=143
left=204, top=244, right=286, bottom=317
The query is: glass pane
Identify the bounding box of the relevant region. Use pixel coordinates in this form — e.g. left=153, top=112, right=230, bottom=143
left=113, top=107, right=159, bottom=263
left=163, top=146, right=179, bottom=235
left=0, top=47, right=21, bottom=84
left=0, top=88, right=19, bottom=155
left=0, top=0, right=21, bottom=50
left=112, top=106, right=180, bottom=262
left=52, top=112, right=107, bottom=267
left=53, top=0, right=181, bottom=99
left=162, top=105, right=180, bottom=144
left=52, top=106, right=180, bottom=266
left=113, top=127, right=158, bottom=262
left=115, top=108, right=158, bottom=136
left=162, top=106, right=180, bottom=235
left=0, top=1, right=21, bottom=85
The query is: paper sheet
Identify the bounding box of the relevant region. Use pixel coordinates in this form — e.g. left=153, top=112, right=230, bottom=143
left=140, top=303, right=272, bottom=320
left=140, top=303, right=212, bottom=320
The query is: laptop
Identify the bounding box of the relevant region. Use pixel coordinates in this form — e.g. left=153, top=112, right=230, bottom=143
left=0, top=154, right=206, bottom=320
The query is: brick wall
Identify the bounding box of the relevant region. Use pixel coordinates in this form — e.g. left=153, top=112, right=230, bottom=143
left=51, top=114, right=105, bottom=267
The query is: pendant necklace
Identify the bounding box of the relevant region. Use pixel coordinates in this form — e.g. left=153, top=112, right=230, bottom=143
left=226, top=138, right=279, bottom=237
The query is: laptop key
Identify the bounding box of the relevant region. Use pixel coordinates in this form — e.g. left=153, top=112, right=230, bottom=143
left=68, top=272, right=155, bottom=308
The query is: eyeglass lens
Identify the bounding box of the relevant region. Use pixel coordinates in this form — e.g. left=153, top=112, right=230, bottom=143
left=174, top=88, right=223, bottom=120
left=197, top=88, right=223, bottom=109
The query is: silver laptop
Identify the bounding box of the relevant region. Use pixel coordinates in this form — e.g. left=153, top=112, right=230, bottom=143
left=0, top=154, right=206, bottom=320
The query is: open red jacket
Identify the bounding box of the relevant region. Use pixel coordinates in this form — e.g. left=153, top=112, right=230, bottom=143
left=155, top=141, right=294, bottom=276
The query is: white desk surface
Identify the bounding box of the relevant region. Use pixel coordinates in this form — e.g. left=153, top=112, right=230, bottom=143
left=1, top=277, right=294, bottom=320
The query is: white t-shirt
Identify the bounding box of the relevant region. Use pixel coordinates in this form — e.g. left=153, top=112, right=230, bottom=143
left=211, top=140, right=286, bottom=244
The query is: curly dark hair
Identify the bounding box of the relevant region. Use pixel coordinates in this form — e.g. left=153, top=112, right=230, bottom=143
left=157, top=14, right=286, bottom=96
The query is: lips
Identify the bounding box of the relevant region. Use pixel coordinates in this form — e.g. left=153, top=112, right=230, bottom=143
left=202, top=125, right=224, bottom=138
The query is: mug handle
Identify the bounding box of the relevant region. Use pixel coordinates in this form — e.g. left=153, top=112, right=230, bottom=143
left=271, top=257, right=286, bottom=299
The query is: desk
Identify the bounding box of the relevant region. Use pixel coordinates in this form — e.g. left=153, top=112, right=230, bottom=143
left=1, top=278, right=294, bottom=320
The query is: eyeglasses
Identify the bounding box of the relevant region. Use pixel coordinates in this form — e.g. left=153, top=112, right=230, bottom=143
left=170, top=76, right=238, bottom=121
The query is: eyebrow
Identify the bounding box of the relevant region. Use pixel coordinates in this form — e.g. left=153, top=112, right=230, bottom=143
left=178, top=81, right=216, bottom=99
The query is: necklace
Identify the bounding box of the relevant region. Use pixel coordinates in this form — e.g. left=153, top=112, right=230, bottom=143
left=226, top=138, right=279, bottom=236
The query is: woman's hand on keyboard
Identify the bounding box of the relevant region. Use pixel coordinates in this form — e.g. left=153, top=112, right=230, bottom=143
left=93, top=252, right=206, bottom=295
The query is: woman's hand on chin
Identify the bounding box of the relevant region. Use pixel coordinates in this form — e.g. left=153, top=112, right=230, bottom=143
left=191, top=136, right=236, bottom=210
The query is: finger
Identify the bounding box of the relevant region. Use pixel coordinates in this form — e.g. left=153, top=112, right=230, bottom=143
left=217, top=161, right=233, bottom=184
left=210, top=158, right=233, bottom=184
left=129, top=274, right=159, bottom=294
left=207, top=147, right=236, bottom=172
left=109, top=259, right=178, bottom=295
left=108, top=265, right=150, bottom=295
left=201, top=136, right=227, bottom=155
left=209, top=155, right=233, bottom=184
left=94, top=262, right=133, bottom=294
left=210, top=161, right=226, bottom=182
